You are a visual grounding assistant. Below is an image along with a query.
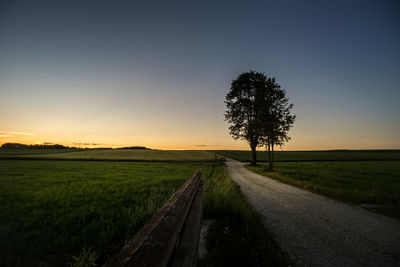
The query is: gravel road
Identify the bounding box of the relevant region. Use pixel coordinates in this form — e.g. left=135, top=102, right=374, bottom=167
left=225, top=158, right=400, bottom=267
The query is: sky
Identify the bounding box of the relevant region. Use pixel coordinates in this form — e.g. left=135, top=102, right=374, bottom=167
left=0, top=0, right=399, bottom=150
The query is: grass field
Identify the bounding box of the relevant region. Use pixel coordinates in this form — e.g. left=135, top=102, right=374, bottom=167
left=3, top=149, right=395, bottom=265
left=247, top=161, right=400, bottom=219
left=0, top=160, right=214, bottom=266
left=0, top=154, right=288, bottom=266
left=213, top=149, right=400, bottom=162
left=0, top=148, right=81, bottom=156
left=12, top=149, right=217, bottom=161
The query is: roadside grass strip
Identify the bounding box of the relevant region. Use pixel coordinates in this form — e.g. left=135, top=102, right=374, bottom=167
left=200, top=162, right=291, bottom=266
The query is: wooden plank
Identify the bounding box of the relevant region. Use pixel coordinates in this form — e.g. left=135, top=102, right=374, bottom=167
left=170, top=179, right=203, bottom=267
left=106, top=171, right=202, bottom=267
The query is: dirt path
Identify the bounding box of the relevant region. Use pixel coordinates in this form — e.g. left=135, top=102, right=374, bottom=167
left=225, top=158, right=400, bottom=267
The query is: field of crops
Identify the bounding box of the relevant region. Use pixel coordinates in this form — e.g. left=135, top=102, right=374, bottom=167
left=213, top=149, right=400, bottom=162
left=8, top=149, right=216, bottom=161
left=0, top=160, right=214, bottom=266
left=0, top=148, right=81, bottom=156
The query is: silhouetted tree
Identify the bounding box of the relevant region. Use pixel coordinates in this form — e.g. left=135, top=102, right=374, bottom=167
left=225, top=71, right=267, bottom=165
left=261, top=78, right=295, bottom=171
left=225, top=71, right=295, bottom=168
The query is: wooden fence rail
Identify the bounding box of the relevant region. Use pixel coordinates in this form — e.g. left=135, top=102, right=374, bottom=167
left=105, top=171, right=203, bottom=267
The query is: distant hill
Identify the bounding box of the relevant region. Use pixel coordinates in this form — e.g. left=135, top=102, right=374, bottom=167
left=0, top=143, right=74, bottom=150
left=116, top=146, right=151, bottom=150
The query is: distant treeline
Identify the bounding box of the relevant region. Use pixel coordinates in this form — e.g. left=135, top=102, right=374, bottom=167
left=1, top=142, right=152, bottom=150
left=0, top=143, right=75, bottom=149
left=117, top=146, right=151, bottom=150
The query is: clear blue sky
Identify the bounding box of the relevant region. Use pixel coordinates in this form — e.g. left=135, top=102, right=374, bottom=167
left=1, top=0, right=399, bottom=149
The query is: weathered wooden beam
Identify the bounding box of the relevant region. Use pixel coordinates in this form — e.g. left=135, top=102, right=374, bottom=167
left=106, top=171, right=203, bottom=267
left=170, top=180, right=203, bottom=267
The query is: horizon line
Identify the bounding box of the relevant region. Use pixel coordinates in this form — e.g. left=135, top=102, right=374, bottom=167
left=0, top=142, right=399, bottom=151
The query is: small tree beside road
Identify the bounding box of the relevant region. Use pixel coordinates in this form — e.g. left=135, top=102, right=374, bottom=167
left=262, top=78, right=296, bottom=171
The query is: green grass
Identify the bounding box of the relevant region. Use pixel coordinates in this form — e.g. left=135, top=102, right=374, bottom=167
left=1, top=158, right=288, bottom=266
left=213, top=149, right=400, bottom=162
left=247, top=161, right=400, bottom=219
left=200, top=162, right=291, bottom=266
left=0, top=160, right=214, bottom=266
left=19, top=149, right=216, bottom=161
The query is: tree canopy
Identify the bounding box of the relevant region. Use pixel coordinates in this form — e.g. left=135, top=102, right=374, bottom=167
left=225, top=71, right=295, bottom=168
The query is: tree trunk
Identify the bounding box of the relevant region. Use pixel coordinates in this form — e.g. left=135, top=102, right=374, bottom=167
left=250, top=144, right=257, bottom=166
left=267, top=138, right=273, bottom=171
left=270, top=142, right=274, bottom=172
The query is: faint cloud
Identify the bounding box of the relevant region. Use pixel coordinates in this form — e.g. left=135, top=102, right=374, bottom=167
left=7, top=131, right=35, bottom=136
left=195, top=145, right=207, bottom=147
left=73, top=142, right=112, bottom=146
left=0, top=131, right=35, bottom=137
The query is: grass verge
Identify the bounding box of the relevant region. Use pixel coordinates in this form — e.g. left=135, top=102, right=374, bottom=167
left=247, top=161, right=400, bottom=219
left=200, top=162, right=291, bottom=266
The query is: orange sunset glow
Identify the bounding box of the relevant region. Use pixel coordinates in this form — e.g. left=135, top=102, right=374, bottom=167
left=1, top=1, right=399, bottom=151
